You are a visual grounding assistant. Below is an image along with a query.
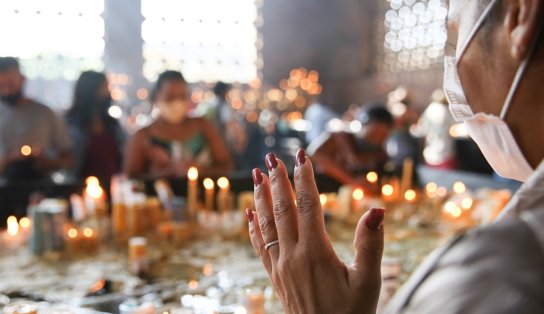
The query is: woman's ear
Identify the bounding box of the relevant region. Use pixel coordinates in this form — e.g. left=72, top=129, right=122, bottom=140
left=504, top=0, right=543, bottom=61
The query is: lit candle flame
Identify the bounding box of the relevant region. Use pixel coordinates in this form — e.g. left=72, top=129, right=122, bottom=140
left=453, top=181, right=466, bottom=194
left=85, top=176, right=99, bottom=186
left=444, top=201, right=462, bottom=218
left=217, top=177, right=230, bottom=190
left=382, top=184, right=394, bottom=197
left=353, top=188, right=364, bottom=201
left=83, top=228, right=94, bottom=238
left=7, top=216, right=19, bottom=236
left=68, top=228, right=79, bottom=239
left=20, top=145, right=32, bottom=156
left=437, top=186, right=448, bottom=198
left=187, top=167, right=199, bottom=181
left=404, top=189, right=417, bottom=202
left=461, top=197, right=474, bottom=210
left=19, top=217, right=30, bottom=229
left=188, top=280, right=199, bottom=290
left=203, top=178, right=214, bottom=190
left=425, top=182, right=438, bottom=196
left=366, top=172, right=378, bottom=183
left=319, top=194, right=328, bottom=206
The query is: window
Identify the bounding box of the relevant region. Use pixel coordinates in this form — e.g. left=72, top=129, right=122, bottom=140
left=0, top=0, right=105, bottom=80
left=381, top=0, right=448, bottom=72
left=141, top=0, right=261, bottom=83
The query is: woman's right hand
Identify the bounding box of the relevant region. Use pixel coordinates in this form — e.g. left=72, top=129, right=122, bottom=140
left=247, top=150, right=384, bottom=314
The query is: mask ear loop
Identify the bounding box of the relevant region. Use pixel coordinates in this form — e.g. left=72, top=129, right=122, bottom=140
left=501, top=14, right=544, bottom=119
left=455, top=0, right=500, bottom=65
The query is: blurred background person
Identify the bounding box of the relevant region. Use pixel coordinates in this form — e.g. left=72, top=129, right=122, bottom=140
left=197, top=82, right=248, bottom=170
left=413, top=89, right=457, bottom=169
left=124, top=70, right=233, bottom=178
left=66, top=71, right=126, bottom=180
left=304, top=88, right=339, bottom=145
left=308, top=103, right=393, bottom=185
left=0, top=57, right=73, bottom=182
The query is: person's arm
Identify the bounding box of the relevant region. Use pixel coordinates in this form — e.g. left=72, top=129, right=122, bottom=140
left=308, top=133, right=361, bottom=186
left=199, top=118, right=234, bottom=177
left=123, top=129, right=149, bottom=178
left=35, top=113, right=74, bottom=172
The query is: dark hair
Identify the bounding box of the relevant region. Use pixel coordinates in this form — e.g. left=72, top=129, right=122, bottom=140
left=67, top=71, right=118, bottom=132
left=151, top=70, right=186, bottom=102
left=213, top=81, right=231, bottom=97
left=0, top=57, right=20, bottom=72
left=358, top=102, right=394, bottom=126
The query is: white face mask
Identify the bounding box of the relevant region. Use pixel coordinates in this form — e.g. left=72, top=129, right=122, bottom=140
left=443, top=0, right=538, bottom=182
left=157, top=100, right=188, bottom=124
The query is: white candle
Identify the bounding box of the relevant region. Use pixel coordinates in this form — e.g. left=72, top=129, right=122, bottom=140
left=187, top=167, right=199, bottom=220
left=217, top=177, right=233, bottom=212
left=203, top=178, right=215, bottom=211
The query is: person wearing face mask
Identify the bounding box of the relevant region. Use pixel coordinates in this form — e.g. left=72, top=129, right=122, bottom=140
left=245, top=0, right=544, bottom=313
left=0, top=57, right=73, bottom=181
left=66, top=71, right=126, bottom=180
left=124, top=70, right=233, bottom=179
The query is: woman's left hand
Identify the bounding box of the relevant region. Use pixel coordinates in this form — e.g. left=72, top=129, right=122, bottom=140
left=247, top=149, right=385, bottom=314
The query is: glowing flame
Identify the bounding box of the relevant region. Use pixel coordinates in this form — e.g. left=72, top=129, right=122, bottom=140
left=366, top=172, right=378, bottom=184
left=68, top=228, right=79, bottom=239
left=203, top=178, right=215, bottom=190
left=7, top=216, right=19, bottom=236
left=83, top=228, right=94, bottom=238
left=437, top=186, right=448, bottom=198
left=353, top=188, right=364, bottom=201
left=86, top=183, right=104, bottom=199
left=444, top=202, right=462, bottom=218
left=19, top=217, right=31, bottom=229
left=461, top=197, right=474, bottom=210
left=382, top=184, right=394, bottom=197
left=319, top=194, right=328, bottom=206
left=188, top=280, right=199, bottom=290
left=453, top=181, right=466, bottom=194
left=187, top=167, right=199, bottom=181
left=217, top=177, right=230, bottom=190
left=425, top=182, right=438, bottom=195
left=404, top=189, right=417, bottom=202
left=20, top=145, right=32, bottom=156
left=85, top=176, right=99, bottom=186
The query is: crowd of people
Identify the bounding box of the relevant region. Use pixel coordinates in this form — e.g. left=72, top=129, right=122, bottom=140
left=0, top=54, right=483, bottom=186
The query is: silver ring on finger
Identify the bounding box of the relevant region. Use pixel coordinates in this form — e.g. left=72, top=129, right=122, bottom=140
left=264, top=240, right=279, bottom=250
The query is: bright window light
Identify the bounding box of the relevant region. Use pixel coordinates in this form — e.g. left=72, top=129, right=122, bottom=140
left=141, top=0, right=261, bottom=83
left=0, top=0, right=105, bottom=80
left=382, top=0, right=448, bottom=72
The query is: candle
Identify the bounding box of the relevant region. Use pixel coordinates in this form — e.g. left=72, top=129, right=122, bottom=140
left=352, top=188, right=364, bottom=213
left=83, top=227, right=98, bottom=252
left=85, top=176, right=107, bottom=216
left=400, top=158, right=414, bottom=194
left=7, top=215, right=19, bottom=237
left=19, top=217, right=31, bottom=239
left=65, top=227, right=81, bottom=253
left=461, top=197, right=474, bottom=210
left=187, top=167, right=199, bottom=220
left=242, top=288, right=265, bottom=314
left=203, top=178, right=215, bottom=211
left=237, top=192, right=255, bottom=212
left=129, top=237, right=149, bottom=277
left=217, top=177, right=233, bottom=212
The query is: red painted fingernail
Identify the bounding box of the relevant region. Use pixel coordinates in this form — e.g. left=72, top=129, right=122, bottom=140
left=245, top=208, right=254, bottom=222
left=266, top=153, right=278, bottom=171
left=252, top=168, right=263, bottom=186
left=366, top=208, right=385, bottom=231
left=296, top=149, right=306, bottom=167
